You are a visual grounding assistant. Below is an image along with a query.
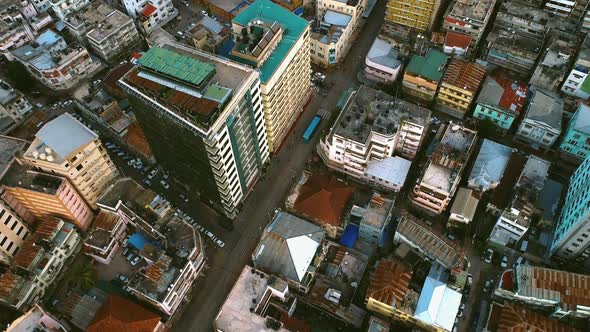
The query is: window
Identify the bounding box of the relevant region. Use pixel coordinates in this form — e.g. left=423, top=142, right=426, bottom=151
left=76, top=164, right=83, bottom=171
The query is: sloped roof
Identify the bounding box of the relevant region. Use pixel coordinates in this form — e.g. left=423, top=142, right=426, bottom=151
left=87, top=295, right=161, bottom=332
left=406, top=49, right=448, bottom=82
left=367, top=37, right=401, bottom=70
left=495, top=302, right=577, bottom=332
left=468, top=139, right=513, bottom=192
left=516, top=265, right=590, bottom=311
left=366, top=258, right=412, bottom=307
left=414, top=277, right=462, bottom=331
left=253, top=212, right=325, bottom=282
left=477, top=74, right=528, bottom=114
left=14, top=239, right=43, bottom=270
left=94, top=210, right=120, bottom=231
left=572, top=103, right=590, bottom=135
left=37, top=113, right=98, bottom=159
left=442, top=59, right=485, bottom=93
left=140, top=3, right=157, bottom=17
left=444, top=32, right=471, bottom=49
left=525, top=87, right=563, bottom=129
left=293, top=174, right=354, bottom=227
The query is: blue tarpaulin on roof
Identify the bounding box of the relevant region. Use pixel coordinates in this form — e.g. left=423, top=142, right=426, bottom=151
left=340, top=224, right=359, bottom=248
left=129, top=233, right=148, bottom=250
left=218, top=37, right=235, bottom=58
left=294, top=7, right=303, bottom=16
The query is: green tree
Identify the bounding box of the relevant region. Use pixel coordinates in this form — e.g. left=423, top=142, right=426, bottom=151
left=66, top=260, right=97, bottom=290
left=4, top=62, right=35, bottom=93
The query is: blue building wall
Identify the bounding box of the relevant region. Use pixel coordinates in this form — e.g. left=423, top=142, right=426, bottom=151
left=559, top=104, right=590, bottom=161
left=551, top=155, right=590, bottom=255
left=473, top=104, right=515, bottom=131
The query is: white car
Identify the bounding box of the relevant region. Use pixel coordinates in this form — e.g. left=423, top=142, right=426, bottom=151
left=206, top=231, right=214, bottom=239
left=484, top=248, right=493, bottom=263
left=131, top=256, right=142, bottom=266
left=161, top=181, right=170, bottom=189
left=215, top=238, right=225, bottom=248
left=501, top=256, right=508, bottom=268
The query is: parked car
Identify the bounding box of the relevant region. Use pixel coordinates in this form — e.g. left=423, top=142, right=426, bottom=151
left=179, top=194, right=189, bottom=202
left=215, top=238, right=225, bottom=248
left=484, top=248, right=493, bottom=263
left=206, top=231, right=214, bottom=239
left=516, top=256, right=525, bottom=265
left=144, top=178, right=152, bottom=186
left=126, top=252, right=136, bottom=261
left=500, top=256, right=508, bottom=268
left=466, top=274, right=473, bottom=288
left=122, top=246, right=130, bottom=256
left=131, top=256, right=142, bottom=266
left=162, top=182, right=170, bottom=189
left=117, top=274, right=129, bottom=283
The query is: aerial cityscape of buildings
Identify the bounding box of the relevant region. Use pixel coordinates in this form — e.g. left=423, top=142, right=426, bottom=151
left=2, top=0, right=590, bottom=331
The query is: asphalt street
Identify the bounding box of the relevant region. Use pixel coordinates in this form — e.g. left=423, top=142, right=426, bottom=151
left=171, top=1, right=387, bottom=330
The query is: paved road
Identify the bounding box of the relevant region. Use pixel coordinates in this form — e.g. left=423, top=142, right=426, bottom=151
left=171, top=2, right=387, bottom=331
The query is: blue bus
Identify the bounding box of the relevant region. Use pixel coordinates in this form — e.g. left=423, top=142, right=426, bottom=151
left=303, top=115, right=321, bottom=142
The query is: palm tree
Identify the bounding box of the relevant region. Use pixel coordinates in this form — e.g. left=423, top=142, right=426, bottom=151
left=66, top=260, right=97, bottom=290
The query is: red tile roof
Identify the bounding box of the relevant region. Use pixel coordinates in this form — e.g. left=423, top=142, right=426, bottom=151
left=0, top=271, right=22, bottom=301
left=366, top=258, right=413, bottom=307
left=35, top=218, right=61, bottom=241
left=492, top=74, right=529, bottom=114
left=293, top=174, right=354, bottom=227
left=442, top=59, right=486, bottom=93
left=14, top=239, right=43, bottom=270
left=87, top=295, right=161, bottom=332
left=140, top=3, right=157, bottom=17
left=495, top=303, right=577, bottom=332
left=444, top=32, right=472, bottom=49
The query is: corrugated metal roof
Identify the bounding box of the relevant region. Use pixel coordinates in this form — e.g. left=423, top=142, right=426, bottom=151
left=406, top=49, right=448, bottom=82
left=414, top=277, right=462, bottom=331
left=37, top=113, right=98, bottom=159
left=253, top=212, right=325, bottom=282
left=138, top=47, right=216, bottom=87
left=468, top=139, right=512, bottom=192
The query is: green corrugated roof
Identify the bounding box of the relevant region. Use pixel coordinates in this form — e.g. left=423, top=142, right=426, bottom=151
left=406, top=49, right=448, bottom=82
left=231, top=0, right=308, bottom=83
left=581, top=75, right=590, bottom=94
left=138, top=47, right=216, bottom=87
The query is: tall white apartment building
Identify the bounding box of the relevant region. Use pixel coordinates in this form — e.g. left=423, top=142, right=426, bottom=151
left=121, top=0, right=177, bottom=33
left=0, top=199, right=30, bottom=265
left=119, top=43, right=270, bottom=219
left=21, top=113, right=119, bottom=207
left=230, top=0, right=311, bottom=153
left=318, top=85, right=430, bottom=191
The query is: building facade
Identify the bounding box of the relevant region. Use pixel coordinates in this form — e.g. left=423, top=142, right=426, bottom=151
left=64, top=3, right=140, bottom=63
left=358, top=193, right=394, bottom=246
left=402, top=49, right=448, bottom=103
left=49, top=0, right=90, bottom=20
left=310, top=10, right=354, bottom=66
left=435, top=59, right=485, bottom=118
left=1, top=168, right=94, bottom=232
left=21, top=113, right=118, bottom=208
left=0, top=80, right=33, bottom=125
left=551, top=155, right=590, bottom=267
left=0, top=199, right=30, bottom=265
left=119, top=43, right=269, bottom=219
left=442, top=0, right=497, bottom=49
left=560, top=104, right=590, bottom=163
left=561, top=34, right=590, bottom=99
left=385, top=0, right=442, bottom=31
left=488, top=155, right=550, bottom=246
left=11, top=30, right=101, bottom=90
left=483, top=2, right=549, bottom=76
left=529, top=30, right=578, bottom=91
left=121, top=0, right=177, bottom=34
left=515, top=87, right=563, bottom=150
left=318, top=85, right=430, bottom=190
left=473, top=75, right=528, bottom=132
left=364, top=36, right=403, bottom=84
left=231, top=0, right=311, bottom=153
left=410, top=123, right=477, bottom=215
